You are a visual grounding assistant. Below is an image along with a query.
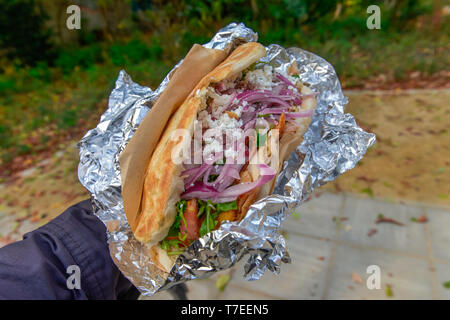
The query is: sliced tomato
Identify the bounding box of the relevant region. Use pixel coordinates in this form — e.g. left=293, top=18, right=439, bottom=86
left=179, top=199, right=201, bottom=241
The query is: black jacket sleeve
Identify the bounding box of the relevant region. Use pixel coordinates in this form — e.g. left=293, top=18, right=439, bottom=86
left=0, top=199, right=139, bottom=300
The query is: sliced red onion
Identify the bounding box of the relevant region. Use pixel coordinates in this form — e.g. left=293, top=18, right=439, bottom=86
left=215, top=176, right=235, bottom=192
left=236, top=89, right=259, bottom=100
left=180, top=70, right=314, bottom=200
left=181, top=181, right=219, bottom=199
left=182, top=153, right=222, bottom=188
left=212, top=163, right=231, bottom=186
left=181, top=164, right=276, bottom=202
left=284, top=110, right=315, bottom=118
left=258, top=107, right=290, bottom=114
left=213, top=164, right=276, bottom=202
left=272, top=84, right=284, bottom=95
left=293, top=97, right=302, bottom=105
left=241, top=111, right=257, bottom=124
left=227, top=166, right=241, bottom=180
left=182, top=163, right=212, bottom=188
left=243, top=118, right=257, bottom=130
left=276, top=73, right=297, bottom=88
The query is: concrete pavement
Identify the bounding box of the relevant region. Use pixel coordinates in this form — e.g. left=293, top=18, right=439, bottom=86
left=1, top=185, right=448, bottom=300
left=146, top=192, right=450, bottom=300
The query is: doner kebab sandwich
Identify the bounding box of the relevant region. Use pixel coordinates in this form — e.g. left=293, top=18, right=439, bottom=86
left=132, top=42, right=316, bottom=272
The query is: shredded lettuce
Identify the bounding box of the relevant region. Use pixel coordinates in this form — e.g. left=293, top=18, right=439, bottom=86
left=208, top=174, right=219, bottom=182
left=197, top=199, right=207, bottom=217
left=162, top=199, right=238, bottom=252
left=199, top=200, right=237, bottom=237
left=215, top=201, right=238, bottom=212
left=161, top=200, right=188, bottom=253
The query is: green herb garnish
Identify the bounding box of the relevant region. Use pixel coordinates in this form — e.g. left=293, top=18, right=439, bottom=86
left=197, top=199, right=207, bottom=218
left=163, top=199, right=238, bottom=252
left=199, top=200, right=217, bottom=237
left=161, top=200, right=189, bottom=253
left=208, top=174, right=219, bottom=182
left=216, top=201, right=238, bottom=212
left=167, top=251, right=185, bottom=256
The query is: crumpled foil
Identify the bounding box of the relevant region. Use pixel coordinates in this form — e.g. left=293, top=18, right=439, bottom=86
left=78, top=22, right=376, bottom=296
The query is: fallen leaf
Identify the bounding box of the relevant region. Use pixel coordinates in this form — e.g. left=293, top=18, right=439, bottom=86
left=0, top=235, right=14, bottom=246
left=15, top=213, right=32, bottom=222
left=368, top=228, right=377, bottom=237
left=361, top=187, right=374, bottom=198
left=357, top=176, right=378, bottom=184
left=332, top=216, right=349, bottom=230
left=376, top=216, right=405, bottom=226
left=411, top=215, right=428, bottom=223
left=385, top=284, right=394, bottom=297
left=333, top=216, right=348, bottom=222
left=443, top=282, right=450, bottom=289
left=20, top=201, right=31, bottom=209
left=351, top=272, right=363, bottom=284
left=33, top=190, right=46, bottom=198
left=291, top=212, right=300, bottom=220
left=216, top=273, right=231, bottom=292
left=30, top=210, right=41, bottom=223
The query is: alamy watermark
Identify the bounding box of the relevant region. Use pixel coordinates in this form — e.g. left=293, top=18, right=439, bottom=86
left=66, top=5, right=81, bottom=30
left=366, top=265, right=381, bottom=289
left=367, top=5, right=381, bottom=30
left=169, top=123, right=280, bottom=171
left=66, top=264, right=81, bottom=290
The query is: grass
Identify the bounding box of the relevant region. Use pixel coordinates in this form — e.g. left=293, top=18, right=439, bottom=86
left=0, top=40, right=173, bottom=174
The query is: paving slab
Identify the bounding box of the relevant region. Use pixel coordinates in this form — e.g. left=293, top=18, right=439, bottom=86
left=434, top=263, right=450, bottom=300
left=147, top=233, right=333, bottom=300
left=325, top=244, right=433, bottom=300
left=339, top=196, right=427, bottom=256
left=427, top=207, right=450, bottom=262
left=218, top=234, right=333, bottom=300
left=282, top=192, right=343, bottom=240
left=2, top=189, right=447, bottom=300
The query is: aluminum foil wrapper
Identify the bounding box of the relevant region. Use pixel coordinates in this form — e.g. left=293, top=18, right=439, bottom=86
left=78, top=22, right=376, bottom=296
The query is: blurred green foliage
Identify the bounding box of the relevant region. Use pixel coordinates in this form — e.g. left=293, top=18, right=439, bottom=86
left=0, top=0, right=448, bottom=169
left=0, top=0, right=55, bottom=65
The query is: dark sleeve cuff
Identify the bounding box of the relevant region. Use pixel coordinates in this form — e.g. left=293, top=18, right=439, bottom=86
left=0, top=200, right=135, bottom=299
